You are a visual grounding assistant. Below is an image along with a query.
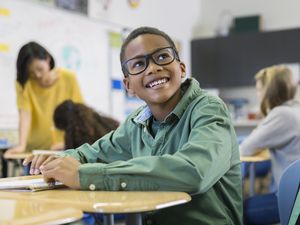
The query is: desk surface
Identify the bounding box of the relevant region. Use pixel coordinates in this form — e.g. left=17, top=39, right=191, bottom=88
left=240, top=149, right=270, bottom=162
left=0, top=189, right=191, bottom=214
left=0, top=198, right=82, bottom=225
left=0, top=176, right=191, bottom=214
left=4, top=150, right=61, bottom=160
left=3, top=152, right=32, bottom=160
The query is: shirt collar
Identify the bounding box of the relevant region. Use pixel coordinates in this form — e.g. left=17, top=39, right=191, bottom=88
left=172, top=78, right=202, bottom=118
left=133, top=78, right=202, bottom=125
left=134, top=106, right=152, bottom=125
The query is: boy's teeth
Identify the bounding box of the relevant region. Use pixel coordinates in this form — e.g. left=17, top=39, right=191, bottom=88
left=149, top=78, right=167, bottom=88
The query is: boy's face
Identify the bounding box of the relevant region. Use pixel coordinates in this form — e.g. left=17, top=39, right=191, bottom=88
left=123, top=34, right=186, bottom=107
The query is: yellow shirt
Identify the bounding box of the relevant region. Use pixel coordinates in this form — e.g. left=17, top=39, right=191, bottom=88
left=16, top=68, right=83, bottom=152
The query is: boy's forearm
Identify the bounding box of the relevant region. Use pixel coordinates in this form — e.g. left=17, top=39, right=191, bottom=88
left=59, top=143, right=99, bottom=163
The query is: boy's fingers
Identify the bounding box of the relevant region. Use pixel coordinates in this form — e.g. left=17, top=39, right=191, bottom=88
left=33, top=155, right=49, bottom=175
left=23, top=155, right=34, bottom=166
left=29, top=155, right=40, bottom=175
left=42, top=168, right=58, bottom=183
left=40, top=155, right=60, bottom=169
left=30, top=155, right=47, bottom=175
left=40, top=156, right=61, bottom=171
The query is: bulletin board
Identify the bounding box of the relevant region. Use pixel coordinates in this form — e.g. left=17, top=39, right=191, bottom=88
left=0, top=0, right=122, bottom=128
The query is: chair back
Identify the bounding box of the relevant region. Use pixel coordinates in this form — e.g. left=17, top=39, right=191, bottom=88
left=278, top=159, right=300, bottom=225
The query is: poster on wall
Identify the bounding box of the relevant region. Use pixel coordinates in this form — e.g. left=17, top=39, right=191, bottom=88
left=108, top=31, right=125, bottom=122
left=108, top=31, right=144, bottom=122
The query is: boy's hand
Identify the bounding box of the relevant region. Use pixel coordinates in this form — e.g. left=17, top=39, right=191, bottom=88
left=23, top=154, right=55, bottom=175
left=40, top=156, right=81, bottom=189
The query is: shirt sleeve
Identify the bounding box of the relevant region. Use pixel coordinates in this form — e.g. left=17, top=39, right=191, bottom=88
left=240, top=107, right=294, bottom=156
left=173, top=98, right=238, bottom=194
left=61, top=98, right=239, bottom=194
left=61, top=116, right=134, bottom=163
left=15, top=82, right=31, bottom=111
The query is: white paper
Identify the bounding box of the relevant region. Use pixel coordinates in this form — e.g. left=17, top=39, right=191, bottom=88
left=0, top=178, right=63, bottom=191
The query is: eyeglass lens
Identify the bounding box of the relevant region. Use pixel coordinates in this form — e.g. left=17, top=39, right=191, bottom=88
left=125, top=47, right=176, bottom=75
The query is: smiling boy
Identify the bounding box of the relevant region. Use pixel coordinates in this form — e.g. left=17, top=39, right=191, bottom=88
left=25, top=27, right=243, bottom=225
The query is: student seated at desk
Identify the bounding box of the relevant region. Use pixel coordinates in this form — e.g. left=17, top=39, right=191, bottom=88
left=53, top=100, right=119, bottom=149
left=25, top=26, right=243, bottom=225
left=240, top=65, right=300, bottom=225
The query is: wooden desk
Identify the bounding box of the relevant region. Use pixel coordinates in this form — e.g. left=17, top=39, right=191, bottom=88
left=0, top=176, right=191, bottom=225
left=240, top=149, right=271, bottom=196
left=3, top=152, right=32, bottom=160
left=240, top=149, right=270, bottom=162
left=0, top=198, right=82, bottom=225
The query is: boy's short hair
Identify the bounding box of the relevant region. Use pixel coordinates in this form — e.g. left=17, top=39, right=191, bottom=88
left=120, top=26, right=179, bottom=75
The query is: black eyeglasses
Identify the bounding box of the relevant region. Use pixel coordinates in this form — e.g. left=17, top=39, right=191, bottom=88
left=122, top=47, right=179, bottom=76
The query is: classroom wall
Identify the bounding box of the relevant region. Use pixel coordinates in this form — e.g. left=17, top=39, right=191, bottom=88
left=0, top=0, right=201, bottom=129
left=89, top=0, right=201, bottom=75
left=195, top=0, right=300, bottom=38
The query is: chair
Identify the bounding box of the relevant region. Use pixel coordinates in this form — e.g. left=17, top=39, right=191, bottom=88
left=241, top=159, right=272, bottom=196
left=278, top=159, right=300, bottom=225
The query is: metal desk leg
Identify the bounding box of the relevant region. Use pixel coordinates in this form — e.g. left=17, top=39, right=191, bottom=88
left=0, top=151, right=7, bottom=178
left=103, top=214, right=114, bottom=225
left=126, top=213, right=142, bottom=225
left=249, top=162, right=256, bottom=197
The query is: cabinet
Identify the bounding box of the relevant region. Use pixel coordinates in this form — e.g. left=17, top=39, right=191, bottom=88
left=191, top=28, right=300, bottom=88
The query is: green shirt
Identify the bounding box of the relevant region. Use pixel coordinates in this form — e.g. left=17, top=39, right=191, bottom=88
left=63, top=78, right=243, bottom=225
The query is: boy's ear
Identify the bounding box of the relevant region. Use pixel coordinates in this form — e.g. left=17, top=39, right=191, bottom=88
left=123, top=77, right=136, bottom=96
left=180, top=62, right=186, bottom=78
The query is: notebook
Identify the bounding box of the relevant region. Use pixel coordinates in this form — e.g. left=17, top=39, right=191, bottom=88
left=0, top=175, right=64, bottom=192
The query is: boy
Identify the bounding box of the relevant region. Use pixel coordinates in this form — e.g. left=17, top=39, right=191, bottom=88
left=25, top=26, right=243, bottom=225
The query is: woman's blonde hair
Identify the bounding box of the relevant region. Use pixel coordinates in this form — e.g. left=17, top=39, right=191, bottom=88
left=255, top=65, right=297, bottom=116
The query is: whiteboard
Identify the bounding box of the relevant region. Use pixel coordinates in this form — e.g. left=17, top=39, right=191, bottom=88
left=0, top=0, right=121, bottom=128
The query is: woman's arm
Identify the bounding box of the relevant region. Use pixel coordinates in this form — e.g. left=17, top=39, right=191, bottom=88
left=51, top=142, right=65, bottom=150
left=6, top=109, right=31, bottom=154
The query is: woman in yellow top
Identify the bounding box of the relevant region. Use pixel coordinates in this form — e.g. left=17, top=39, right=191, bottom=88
left=6, top=42, right=83, bottom=154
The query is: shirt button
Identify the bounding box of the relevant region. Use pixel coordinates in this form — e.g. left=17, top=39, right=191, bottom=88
left=89, top=184, right=96, bottom=191
left=121, top=182, right=127, bottom=189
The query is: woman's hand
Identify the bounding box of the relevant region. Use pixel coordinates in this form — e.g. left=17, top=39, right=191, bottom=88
left=50, top=142, right=65, bottom=150
left=4, top=145, right=26, bottom=157
left=40, top=156, right=81, bottom=189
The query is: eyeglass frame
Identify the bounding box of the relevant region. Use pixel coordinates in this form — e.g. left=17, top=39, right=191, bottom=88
left=121, top=46, right=180, bottom=76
